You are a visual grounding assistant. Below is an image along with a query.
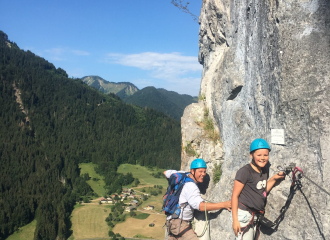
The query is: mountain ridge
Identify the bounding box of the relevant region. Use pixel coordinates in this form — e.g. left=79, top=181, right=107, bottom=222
left=82, top=75, right=198, bottom=121
left=123, top=86, right=198, bottom=121
left=81, top=75, right=139, bottom=99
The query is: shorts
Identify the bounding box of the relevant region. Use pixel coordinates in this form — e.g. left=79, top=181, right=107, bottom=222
left=234, top=209, right=259, bottom=240
left=167, top=219, right=198, bottom=240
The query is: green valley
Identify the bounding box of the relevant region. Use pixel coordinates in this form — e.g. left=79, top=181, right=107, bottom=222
left=0, top=31, right=179, bottom=240
left=68, top=163, right=167, bottom=240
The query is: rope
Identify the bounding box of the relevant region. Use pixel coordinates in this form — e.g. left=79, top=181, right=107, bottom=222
left=193, top=201, right=210, bottom=239
left=289, top=166, right=330, bottom=196
left=301, top=174, right=330, bottom=197
left=277, top=163, right=330, bottom=196
left=272, top=164, right=330, bottom=230
left=272, top=178, right=301, bottom=229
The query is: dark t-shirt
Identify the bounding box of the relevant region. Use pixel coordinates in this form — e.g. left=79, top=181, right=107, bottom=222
left=235, top=164, right=269, bottom=211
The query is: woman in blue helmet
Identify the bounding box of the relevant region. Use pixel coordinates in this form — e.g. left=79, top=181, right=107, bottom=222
left=231, top=139, right=285, bottom=240
left=164, top=158, right=231, bottom=240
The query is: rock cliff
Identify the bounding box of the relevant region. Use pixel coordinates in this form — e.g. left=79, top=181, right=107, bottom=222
left=181, top=0, right=330, bottom=239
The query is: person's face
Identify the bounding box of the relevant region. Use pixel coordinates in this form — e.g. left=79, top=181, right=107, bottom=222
left=250, top=149, right=269, bottom=168
left=191, top=168, right=206, bottom=183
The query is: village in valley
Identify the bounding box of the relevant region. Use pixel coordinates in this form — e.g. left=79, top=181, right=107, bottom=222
left=99, top=187, right=156, bottom=213
left=7, top=163, right=168, bottom=240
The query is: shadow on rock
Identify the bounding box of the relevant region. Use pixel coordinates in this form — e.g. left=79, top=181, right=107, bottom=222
left=194, top=206, right=226, bottom=221
left=197, top=173, right=210, bottom=194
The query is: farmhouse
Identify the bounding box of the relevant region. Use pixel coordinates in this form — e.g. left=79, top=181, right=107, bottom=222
left=144, top=205, right=154, bottom=210
left=125, top=206, right=136, bottom=212
left=129, top=200, right=139, bottom=206
left=122, top=188, right=132, bottom=194
left=100, top=198, right=113, bottom=204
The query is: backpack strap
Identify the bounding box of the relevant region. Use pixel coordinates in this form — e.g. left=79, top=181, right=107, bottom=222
left=172, top=202, right=188, bottom=219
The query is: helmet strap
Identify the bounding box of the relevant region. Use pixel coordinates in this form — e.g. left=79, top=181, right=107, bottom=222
left=251, top=156, right=263, bottom=176
left=191, top=169, right=198, bottom=183
left=250, top=151, right=258, bottom=167
left=251, top=157, right=258, bottom=167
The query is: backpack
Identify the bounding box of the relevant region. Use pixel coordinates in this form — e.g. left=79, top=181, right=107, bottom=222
left=162, top=172, right=195, bottom=218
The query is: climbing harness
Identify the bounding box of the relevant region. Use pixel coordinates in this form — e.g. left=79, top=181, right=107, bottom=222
left=164, top=201, right=210, bottom=239
left=237, top=202, right=263, bottom=240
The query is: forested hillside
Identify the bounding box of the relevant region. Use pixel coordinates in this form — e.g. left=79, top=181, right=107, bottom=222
left=123, top=86, right=198, bottom=121
left=0, top=31, right=180, bottom=240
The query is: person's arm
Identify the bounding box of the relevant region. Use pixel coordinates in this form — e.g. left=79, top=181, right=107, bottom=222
left=184, top=183, right=230, bottom=213
left=163, top=170, right=179, bottom=179
left=266, top=172, right=285, bottom=193
left=231, top=180, right=245, bottom=237
left=198, top=201, right=231, bottom=211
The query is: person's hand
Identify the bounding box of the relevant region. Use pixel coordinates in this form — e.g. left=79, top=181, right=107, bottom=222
left=223, top=200, right=232, bottom=211
left=232, top=219, right=241, bottom=236
left=273, top=171, right=285, bottom=180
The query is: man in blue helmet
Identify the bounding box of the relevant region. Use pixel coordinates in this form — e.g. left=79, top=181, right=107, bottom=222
left=164, top=158, right=231, bottom=240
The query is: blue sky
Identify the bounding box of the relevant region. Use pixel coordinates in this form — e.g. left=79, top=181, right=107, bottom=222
left=0, top=0, right=203, bottom=96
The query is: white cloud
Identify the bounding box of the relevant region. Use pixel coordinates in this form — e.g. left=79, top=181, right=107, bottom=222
left=44, top=48, right=66, bottom=61
left=66, top=68, right=86, bottom=78
left=45, top=47, right=65, bottom=56
left=131, top=77, right=200, bottom=96
left=43, top=47, right=90, bottom=61
left=71, top=50, right=90, bottom=56
left=105, top=52, right=202, bottom=95
left=106, top=52, right=202, bottom=78
left=23, top=46, right=44, bottom=58
left=161, top=77, right=201, bottom=96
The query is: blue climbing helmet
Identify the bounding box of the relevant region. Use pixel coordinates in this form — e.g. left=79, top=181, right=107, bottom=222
left=250, top=138, right=271, bottom=152
left=190, top=158, right=207, bottom=169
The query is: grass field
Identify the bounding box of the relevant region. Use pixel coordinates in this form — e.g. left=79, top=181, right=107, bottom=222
left=6, top=220, right=36, bottom=240
left=133, top=213, right=150, bottom=220
left=139, top=192, right=166, bottom=213
left=113, top=214, right=166, bottom=240
left=118, top=163, right=167, bottom=213
left=7, top=164, right=168, bottom=240
left=70, top=204, right=110, bottom=240
left=70, top=163, right=169, bottom=240
left=118, top=164, right=167, bottom=187
left=79, top=163, right=106, bottom=197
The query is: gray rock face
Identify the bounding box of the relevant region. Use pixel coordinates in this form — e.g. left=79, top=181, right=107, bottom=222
left=181, top=0, right=330, bottom=239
